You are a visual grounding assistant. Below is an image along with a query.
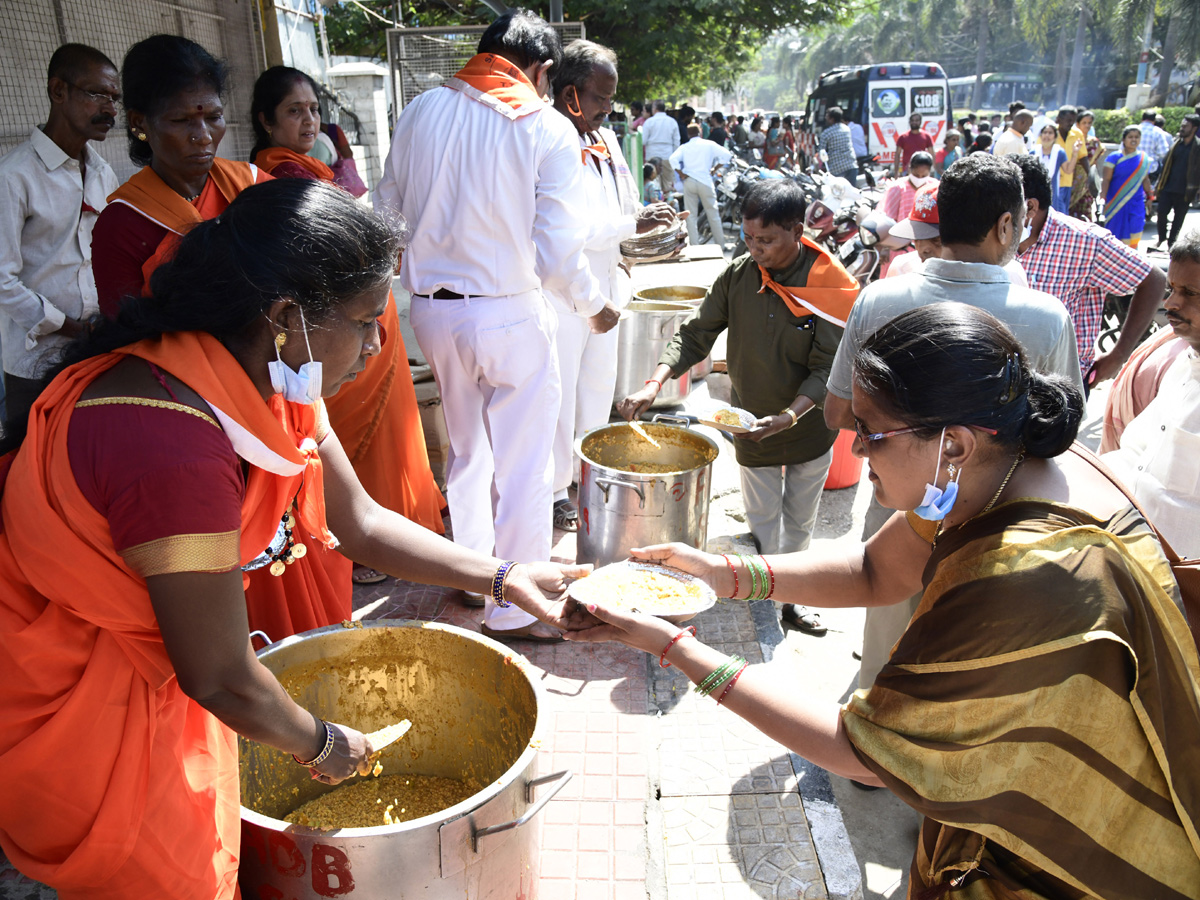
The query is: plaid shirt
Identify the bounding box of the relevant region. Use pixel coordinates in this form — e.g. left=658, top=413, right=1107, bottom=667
left=1018, top=209, right=1153, bottom=372
left=819, top=123, right=857, bottom=175
left=1138, top=122, right=1172, bottom=172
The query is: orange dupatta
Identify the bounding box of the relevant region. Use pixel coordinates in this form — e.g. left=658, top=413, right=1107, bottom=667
left=443, top=53, right=545, bottom=119
left=253, top=146, right=334, bottom=181
left=0, top=331, right=327, bottom=898
left=757, top=235, right=860, bottom=327
left=105, top=158, right=267, bottom=294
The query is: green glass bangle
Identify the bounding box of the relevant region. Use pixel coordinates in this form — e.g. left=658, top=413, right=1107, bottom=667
left=742, top=554, right=768, bottom=600
left=694, top=657, right=737, bottom=694
left=695, top=655, right=745, bottom=697
left=738, top=554, right=760, bottom=601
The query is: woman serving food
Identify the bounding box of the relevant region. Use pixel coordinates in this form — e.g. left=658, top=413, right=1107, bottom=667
left=0, top=180, right=584, bottom=899
left=571, top=303, right=1200, bottom=898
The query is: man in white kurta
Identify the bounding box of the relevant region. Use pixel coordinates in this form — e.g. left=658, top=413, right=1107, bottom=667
left=1103, top=235, right=1200, bottom=560
left=374, top=11, right=604, bottom=638
left=545, top=40, right=680, bottom=529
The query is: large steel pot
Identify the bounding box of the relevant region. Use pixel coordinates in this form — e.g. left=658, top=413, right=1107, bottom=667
left=239, top=621, right=568, bottom=899
left=613, top=301, right=692, bottom=408
left=633, top=287, right=712, bottom=380
left=575, top=415, right=717, bottom=567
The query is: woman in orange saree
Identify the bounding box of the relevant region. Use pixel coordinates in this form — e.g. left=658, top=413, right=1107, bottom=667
left=91, top=37, right=344, bottom=638
left=249, top=66, right=446, bottom=584
left=0, top=179, right=585, bottom=900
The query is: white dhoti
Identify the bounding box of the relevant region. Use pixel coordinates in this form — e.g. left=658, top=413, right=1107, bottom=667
left=409, top=290, right=560, bottom=629
left=552, top=309, right=620, bottom=499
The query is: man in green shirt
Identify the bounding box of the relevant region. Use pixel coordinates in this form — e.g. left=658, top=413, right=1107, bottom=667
left=619, top=180, right=851, bottom=633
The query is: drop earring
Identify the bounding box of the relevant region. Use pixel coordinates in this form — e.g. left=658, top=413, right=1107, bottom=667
left=947, top=463, right=958, bottom=479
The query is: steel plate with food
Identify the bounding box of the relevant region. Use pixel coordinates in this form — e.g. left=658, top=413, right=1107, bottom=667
left=697, top=406, right=757, bottom=434
left=567, top=560, right=717, bottom=618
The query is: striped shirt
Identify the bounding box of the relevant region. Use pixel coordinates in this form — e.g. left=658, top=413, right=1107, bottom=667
left=818, top=123, right=857, bottom=175
left=1138, top=121, right=1173, bottom=173
left=1018, top=208, right=1153, bottom=372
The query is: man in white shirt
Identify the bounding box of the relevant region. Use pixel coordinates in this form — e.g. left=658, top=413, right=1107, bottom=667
left=546, top=40, right=679, bottom=530
left=375, top=10, right=603, bottom=641
left=993, top=109, right=1033, bottom=156
left=669, top=124, right=733, bottom=246
left=1137, top=110, right=1173, bottom=177
left=0, top=43, right=118, bottom=422
left=1104, top=230, right=1200, bottom=559
left=641, top=100, right=680, bottom=192
left=823, top=154, right=1083, bottom=693
left=848, top=119, right=868, bottom=160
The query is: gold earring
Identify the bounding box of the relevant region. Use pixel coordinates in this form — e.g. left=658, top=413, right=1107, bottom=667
left=275, top=332, right=287, bottom=352
left=136, top=131, right=147, bottom=141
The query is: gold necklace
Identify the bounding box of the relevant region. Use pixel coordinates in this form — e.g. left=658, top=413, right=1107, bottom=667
left=932, top=450, right=1024, bottom=548
left=980, top=450, right=1025, bottom=515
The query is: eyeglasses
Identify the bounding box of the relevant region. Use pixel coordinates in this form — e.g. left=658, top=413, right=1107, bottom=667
left=853, top=420, right=921, bottom=446
left=67, top=82, right=121, bottom=108
left=853, top=419, right=999, bottom=447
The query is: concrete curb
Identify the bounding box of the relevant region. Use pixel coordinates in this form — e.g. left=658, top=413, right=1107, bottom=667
left=750, top=600, right=865, bottom=900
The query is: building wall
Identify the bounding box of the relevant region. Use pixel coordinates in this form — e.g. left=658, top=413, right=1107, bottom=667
left=2, top=0, right=265, bottom=184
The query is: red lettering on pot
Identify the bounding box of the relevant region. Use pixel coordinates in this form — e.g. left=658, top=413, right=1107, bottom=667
left=312, top=844, right=355, bottom=896
left=269, top=832, right=305, bottom=877
left=671, top=481, right=685, bottom=501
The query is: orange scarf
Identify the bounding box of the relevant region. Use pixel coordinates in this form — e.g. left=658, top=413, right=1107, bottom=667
left=582, top=141, right=611, bottom=165
left=757, top=236, right=860, bottom=327
left=106, top=159, right=266, bottom=295
left=444, top=53, right=545, bottom=119
left=0, top=330, right=328, bottom=896
left=253, top=145, right=334, bottom=182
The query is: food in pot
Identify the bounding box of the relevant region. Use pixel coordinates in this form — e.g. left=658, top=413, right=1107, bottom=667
left=285, top=774, right=480, bottom=829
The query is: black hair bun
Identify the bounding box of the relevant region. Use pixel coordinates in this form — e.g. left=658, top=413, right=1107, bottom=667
left=1021, top=372, right=1084, bottom=458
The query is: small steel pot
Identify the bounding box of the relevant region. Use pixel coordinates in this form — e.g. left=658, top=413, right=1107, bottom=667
left=633, top=287, right=712, bottom=379
left=575, top=415, right=717, bottom=567
left=613, top=301, right=693, bottom=407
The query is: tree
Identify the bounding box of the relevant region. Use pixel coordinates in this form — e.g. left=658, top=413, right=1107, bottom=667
left=324, top=0, right=845, bottom=101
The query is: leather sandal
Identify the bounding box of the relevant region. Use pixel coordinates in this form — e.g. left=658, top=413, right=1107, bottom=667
left=481, top=622, right=564, bottom=644
left=553, top=499, right=579, bottom=532
left=781, top=603, right=827, bottom=635
left=352, top=565, right=388, bottom=585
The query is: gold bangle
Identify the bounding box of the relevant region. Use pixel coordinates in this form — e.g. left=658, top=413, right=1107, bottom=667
left=781, top=408, right=799, bottom=428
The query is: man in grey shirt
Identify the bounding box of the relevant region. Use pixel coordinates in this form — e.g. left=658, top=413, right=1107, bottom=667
left=822, top=154, right=1083, bottom=701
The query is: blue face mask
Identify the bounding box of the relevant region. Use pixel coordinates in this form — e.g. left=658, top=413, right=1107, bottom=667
left=268, top=307, right=324, bottom=405
left=912, top=428, right=961, bottom=521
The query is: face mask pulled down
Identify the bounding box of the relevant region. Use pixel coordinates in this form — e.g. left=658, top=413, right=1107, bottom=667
left=912, top=428, right=960, bottom=521
left=269, top=308, right=323, bottom=404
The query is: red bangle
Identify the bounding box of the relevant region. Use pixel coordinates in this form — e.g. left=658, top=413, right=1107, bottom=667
left=722, top=554, right=739, bottom=599
left=659, top=626, right=696, bottom=668
left=716, top=661, right=749, bottom=705
left=761, top=556, right=775, bottom=599
left=645, top=378, right=662, bottom=390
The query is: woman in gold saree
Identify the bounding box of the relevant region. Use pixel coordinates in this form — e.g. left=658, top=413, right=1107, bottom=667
left=567, top=303, right=1200, bottom=899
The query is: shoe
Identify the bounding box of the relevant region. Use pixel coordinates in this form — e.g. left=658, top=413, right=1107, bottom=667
left=480, top=622, right=564, bottom=644
left=460, top=590, right=486, bottom=608
left=850, top=780, right=881, bottom=791
left=352, top=565, right=388, bottom=585
left=553, top=498, right=579, bottom=532
left=781, top=603, right=827, bottom=635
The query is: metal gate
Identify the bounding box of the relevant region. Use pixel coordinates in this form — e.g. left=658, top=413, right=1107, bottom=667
left=384, top=22, right=584, bottom=125
left=2, top=0, right=265, bottom=184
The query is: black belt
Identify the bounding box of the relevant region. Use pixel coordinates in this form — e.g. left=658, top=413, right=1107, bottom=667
left=416, top=288, right=464, bottom=300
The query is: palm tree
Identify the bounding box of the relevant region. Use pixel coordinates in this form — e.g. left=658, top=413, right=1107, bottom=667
left=1114, top=0, right=1200, bottom=104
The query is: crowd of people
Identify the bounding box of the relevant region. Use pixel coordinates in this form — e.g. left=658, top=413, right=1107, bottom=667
left=943, top=99, right=1200, bottom=251
left=0, top=8, right=1198, bottom=900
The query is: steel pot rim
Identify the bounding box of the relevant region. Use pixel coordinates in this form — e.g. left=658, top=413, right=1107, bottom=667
left=573, top=422, right=719, bottom=479
left=241, top=620, right=546, bottom=837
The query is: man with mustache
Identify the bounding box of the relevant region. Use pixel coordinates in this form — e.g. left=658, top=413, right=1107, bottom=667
left=0, top=43, right=118, bottom=423
left=1103, top=228, right=1200, bottom=560
left=545, top=39, right=679, bottom=532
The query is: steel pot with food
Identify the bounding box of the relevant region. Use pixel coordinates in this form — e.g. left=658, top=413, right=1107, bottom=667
left=238, top=621, right=569, bottom=899
left=613, top=301, right=693, bottom=407
left=631, top=287, right=713, bottom=380
left=574, top=415, right=718, bottom=567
